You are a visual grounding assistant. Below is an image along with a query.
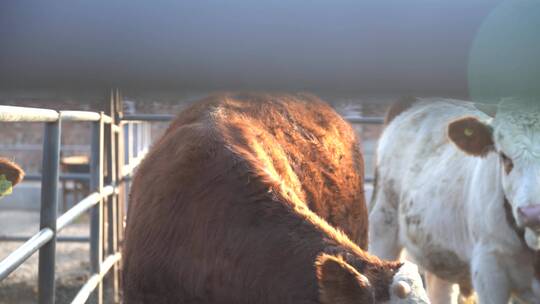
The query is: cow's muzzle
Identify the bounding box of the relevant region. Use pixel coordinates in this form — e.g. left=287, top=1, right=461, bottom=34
left=518, top=205, right=540, bottom=228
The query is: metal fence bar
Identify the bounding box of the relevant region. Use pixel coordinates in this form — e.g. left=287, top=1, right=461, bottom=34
left=57, top=192, right=101, bottom=231
left=121, top=113, right=175, bottom=121
left=37, top=120, right=61, bottom=304
left=104, top=95, right=120, bottom=302
left=24, top=173, right=91, bottom=182
left=0, top=105, right=59, bottom=122
left=89, top=115, right=104, bottom=304
left=0, top=106, right=116, bottom=123
left=59, top=111, right=113, bottom=124
left=145, top=121, right=151, bottom=151
left=70, top=253, right=121, bottom=304
left=0, top=228, right=54, bottom=280
left=0, top=235, right=88, bottom=243
left=115, top=90, right=127, bottom=252
left=57, top=185, right=114, bottom=231
left=132, top=123, right=138, bottom=158
left=126, top=123, right=133, bottom=166
left=137, top=122, right=143, bottom=157
left=60, top=111, right=101, bottom=122
left=0, top=143, right=90, bottom=151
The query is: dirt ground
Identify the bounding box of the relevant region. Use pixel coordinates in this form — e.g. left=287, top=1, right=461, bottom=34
left=0, top=210, right=116, bottom=304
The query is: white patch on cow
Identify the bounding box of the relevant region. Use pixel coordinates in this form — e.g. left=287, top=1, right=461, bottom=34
left=369, top=99, right=540, bottom=304
left=387, top=261, right=430, bottom=304
left=525, top=228, right=540, bottom=250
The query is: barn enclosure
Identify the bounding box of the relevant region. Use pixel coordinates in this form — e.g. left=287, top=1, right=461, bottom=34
left=0, top=94, right=385, bottom=304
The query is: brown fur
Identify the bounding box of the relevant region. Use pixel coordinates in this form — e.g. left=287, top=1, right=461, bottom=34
left=0, top=158, right=25, bottom=186
left=535, top=252, right=540, bottom=281
left=447, top=117, right=494, bottom=157
left=122, top=93, right=400, bottom=303
left=316, top=254, right=374, bottom=304
left=384, top=96, right=417, bottom=125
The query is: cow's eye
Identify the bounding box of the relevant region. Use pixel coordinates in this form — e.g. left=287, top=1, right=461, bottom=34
left=500, top=153, right=514, bottom=174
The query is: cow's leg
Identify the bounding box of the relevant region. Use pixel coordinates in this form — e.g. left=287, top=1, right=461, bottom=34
left=368, top=184, right=401, bottom=260
left=425, top=272, right=456, bottom=304
left=471, top=245, right=510, bottom=304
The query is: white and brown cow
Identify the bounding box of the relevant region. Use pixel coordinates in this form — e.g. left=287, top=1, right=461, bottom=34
left=369, top=99, right=540, bottom=304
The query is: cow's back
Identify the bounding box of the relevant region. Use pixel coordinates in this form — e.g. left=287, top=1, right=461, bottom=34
left=209, top=93, right=367, bottom=246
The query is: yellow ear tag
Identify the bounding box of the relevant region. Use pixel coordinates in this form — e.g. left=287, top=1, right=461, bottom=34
left=0, top=174, right=13, bottom=196
left=464, top=128, right=474, bottom=137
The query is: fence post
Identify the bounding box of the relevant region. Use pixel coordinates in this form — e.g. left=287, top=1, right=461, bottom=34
left=105, top=91, right=120, bottom=303
left=90, top=114, right=104, bottom=304
left=115, top=90, right=126, bottom=243
left=38, top=120, right=61, bottom=304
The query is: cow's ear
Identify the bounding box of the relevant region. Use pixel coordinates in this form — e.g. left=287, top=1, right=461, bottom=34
left=316, top=254, right=375, bottom=304
left=448, top=116, right=494, bottom=157
left=0, top=158, right=24, bottom=196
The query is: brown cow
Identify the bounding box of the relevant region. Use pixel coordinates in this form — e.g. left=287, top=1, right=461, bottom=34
left=0, top=157, right=24, bottom=197
left=122, top=93, right=429, bottom=304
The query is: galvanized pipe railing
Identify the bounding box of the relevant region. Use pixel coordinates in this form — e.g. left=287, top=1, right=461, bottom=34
left=0, top=228, right=54, bottom=281
left=0, top=106, right=59, bottom=122
left=0, top=93, right=136, bottom=304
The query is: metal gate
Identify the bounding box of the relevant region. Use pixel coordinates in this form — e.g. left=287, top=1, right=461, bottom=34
left=0, top=94, right=383, bottom=304
left=0, top=91, right=154, bottom=304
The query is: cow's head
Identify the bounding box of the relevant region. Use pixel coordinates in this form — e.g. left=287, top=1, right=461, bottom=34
left=448, top=101, right=540, bottom=247
left=316, top=254, right=429, bottom=304
left=0, top=158, right=24, bottom=198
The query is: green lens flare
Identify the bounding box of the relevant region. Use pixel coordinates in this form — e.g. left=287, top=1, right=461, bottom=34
left=468, top=0, right=540, bottom=104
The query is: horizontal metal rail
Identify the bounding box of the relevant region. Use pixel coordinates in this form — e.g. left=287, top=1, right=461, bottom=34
left=120, top=154, right=146, bottom=179
left=0, top=143, right=89, bottom=152
left=0, top=106, right=59, bottom=122
left=1, top=106, right=383, bottom=125
left=60, top=111, right=113, bottom=124
left=0, top=228, right=54, bottom=280
left=57, top=185, right=115, bottom=231
left=0, top=235, right=89, bottom=243
left=0, top=106, right=113, bottom=124
left=60, top=111, right=101, bottom=122
left=121, top=113, right=175, bottom=121
left=70, top=253, right=121, bottom=304
left=25, top=173, right=91, bottom=181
